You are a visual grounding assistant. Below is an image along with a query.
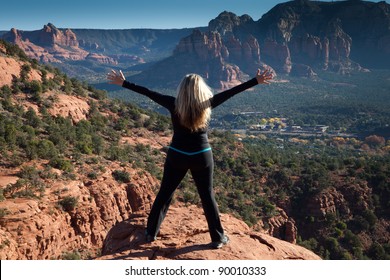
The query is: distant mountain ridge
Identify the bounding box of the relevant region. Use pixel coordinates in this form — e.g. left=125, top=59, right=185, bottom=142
left=2, top=0, right=390, bottom=87
left=1, top=23, right=201, bottom=68
left=133, top=0, right=390, bottom=87
left=71, top=28, right=205, bottom=58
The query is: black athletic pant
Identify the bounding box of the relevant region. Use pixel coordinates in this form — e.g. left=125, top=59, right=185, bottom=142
left=146, top=149, right=225, bottom=242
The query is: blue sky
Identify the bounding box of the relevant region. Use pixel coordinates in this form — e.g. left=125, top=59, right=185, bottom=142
left=1, top=0, right=389, bottom=31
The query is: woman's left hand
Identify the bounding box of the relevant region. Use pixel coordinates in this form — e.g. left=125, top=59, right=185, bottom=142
left=107, top=69, right=126, bottom=86
left=256, top=69, right=273, bottom=84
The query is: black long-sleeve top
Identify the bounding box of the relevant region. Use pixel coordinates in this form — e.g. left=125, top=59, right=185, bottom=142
left=122, top=78, right=258, bottom=153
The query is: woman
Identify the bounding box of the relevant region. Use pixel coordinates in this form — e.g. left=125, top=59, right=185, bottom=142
left=107, top=69, right=273, bottom=249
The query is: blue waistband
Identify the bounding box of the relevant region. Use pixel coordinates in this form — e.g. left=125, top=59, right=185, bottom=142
left=168, top=146, right=211, bottom=156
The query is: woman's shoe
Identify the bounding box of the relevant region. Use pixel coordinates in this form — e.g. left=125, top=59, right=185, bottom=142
left=210, top=235, right=229, bottom=249
left=145, top=230, right=157, bottom=243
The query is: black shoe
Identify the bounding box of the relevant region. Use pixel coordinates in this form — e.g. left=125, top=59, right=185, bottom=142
left=145, top=230, right=156, bottom=243
left=210, top=235, right=229, bottom=249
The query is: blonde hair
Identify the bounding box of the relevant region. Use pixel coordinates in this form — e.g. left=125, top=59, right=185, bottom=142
left=175, top=74, right=213, bottom=132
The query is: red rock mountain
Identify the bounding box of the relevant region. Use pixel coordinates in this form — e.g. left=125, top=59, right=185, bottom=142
left=132, top=1, right=388, bottom=87
left=2, top=23, right=116, bottom=64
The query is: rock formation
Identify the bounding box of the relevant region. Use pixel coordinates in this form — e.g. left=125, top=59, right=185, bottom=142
left=85, top=53, right=118, bottom=65
left=264, top=208, right=298, bottom=244
left=208, top=11, right=254, bottom=36
left=256, top=0, right=388, bottom=71
left=0, top=162, right=158, bottom=260
left=2, top=23, right=113, bottom=64
left=99, top=204, right=319, bottom=260
left=0, top=47, right=43, bottom=86
left=136, top=28, right=266, bottom=88
left=138, top=0, right=390, bottom=86
left=261, top=39, right=292, bottom=74
left=46, top=93, right=90, bottom=123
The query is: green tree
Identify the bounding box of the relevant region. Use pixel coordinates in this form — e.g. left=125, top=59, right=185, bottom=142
left=20, top=64, right=31, bottom=82
left=37, top=139, right=58, bottom=159
left=62, top=76, right=72, bottom=94
left=4, top=123, right=16, bottom=148
left=24, top=107, right=41, bottom=128
left=29, top=80, right=43, bottom=102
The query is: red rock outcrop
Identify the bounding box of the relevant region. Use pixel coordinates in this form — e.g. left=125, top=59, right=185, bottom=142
left=46, top=93, right=90, bottom=123
left=262, top=39, right=292, bottom=74
left=174, top=30, right=224, bottom=61
left=169, top=29, right=264, bottom=87
left=37, top=23, right=79, bottom=47
left=86, top=53, right=118, bottom=65
left=0, top=54, right=43, bottom=87
left=99, top=205, right=320, bottom=260
left=306, top=188, right=351, bottom=219
left=289, top=34, right=329, bottom=69
left=171, top=30, right=245, bottom=87
left=265, top=208, right=298, bottom=244
left=3, top=28, right=61, bottom=63
left=224, top=34, right=261, bottom=65
left=2, top=24, right=116, bottom=64
left=208, top=11, right=254, bottom=36
left=0, top=48, right=90, bottom=122
left=304, top=181, right=373, bottom=222
left=0, top=161, right=158, bottom=260
left=256, top=0, right=389, bottom=71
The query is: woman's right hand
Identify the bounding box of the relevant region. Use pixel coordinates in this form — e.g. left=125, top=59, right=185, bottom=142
left=107, top=69, right=126, bottom=86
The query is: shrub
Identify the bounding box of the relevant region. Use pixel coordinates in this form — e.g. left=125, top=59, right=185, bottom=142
left=87, top=171, right=98, bottom=179
left=112, top=170, right=131, bottom=183
left=49, top=157, right=73, bottom=172
left=61, top=250, right=81, bottom=260
left=20, top=64, right=31, bottom=82
left=24, top=108, right=41, bottom=128
left=90, top=88, right=107, bottom=100
left=58, top=196, right=78, bottom=212
left=37, top=139, right=58, bottom=159
left=367, top=242, right=387, bottom=260
left=0, top=208, right=9, bottom=218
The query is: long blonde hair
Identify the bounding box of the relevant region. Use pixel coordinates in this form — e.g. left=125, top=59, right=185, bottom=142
left=175, top=74, right=213, bottom=132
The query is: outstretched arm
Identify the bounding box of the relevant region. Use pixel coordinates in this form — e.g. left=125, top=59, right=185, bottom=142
left=106, top=70, right=175, bottom=111
left=211, top=69, right=273, bottom=109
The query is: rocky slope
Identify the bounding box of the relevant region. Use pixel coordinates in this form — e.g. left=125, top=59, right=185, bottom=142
left=0, top=161, right=158, bottom=259
left=0, top=56, right=41, bottom=87
left=99, top=205, right=319, bottom=260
